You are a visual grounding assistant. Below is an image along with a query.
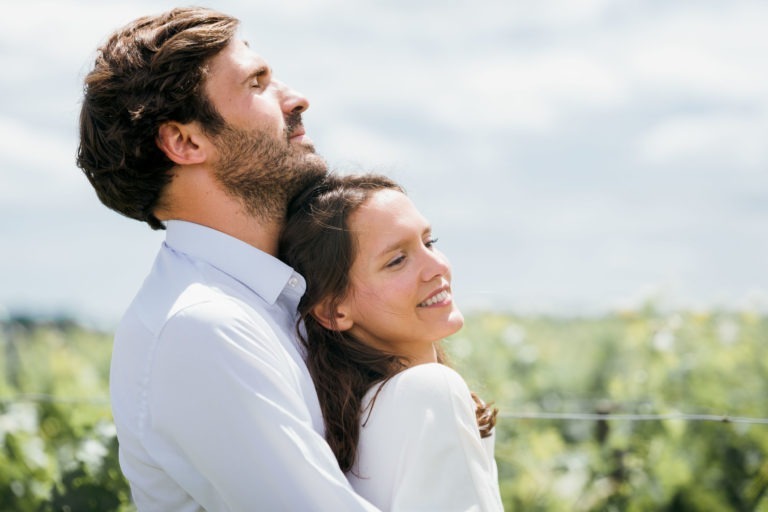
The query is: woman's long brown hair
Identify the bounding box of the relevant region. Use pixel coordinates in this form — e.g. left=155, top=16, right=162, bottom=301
left=279, top=173, right=497, bottom=472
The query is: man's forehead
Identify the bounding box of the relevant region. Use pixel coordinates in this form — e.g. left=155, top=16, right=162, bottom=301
left=208, top=38, right=269, bottom=78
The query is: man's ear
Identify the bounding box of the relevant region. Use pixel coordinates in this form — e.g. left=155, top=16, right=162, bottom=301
left=310, top=298, right=354, bottom=332
left=156, top=121, right=207, bottom=165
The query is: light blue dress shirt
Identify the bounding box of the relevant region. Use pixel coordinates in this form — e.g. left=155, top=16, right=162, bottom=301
left=110, top=220, right=377, bottom=511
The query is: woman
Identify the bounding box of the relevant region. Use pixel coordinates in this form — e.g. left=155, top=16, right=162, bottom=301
left=280, top=173, right=503, bottom=511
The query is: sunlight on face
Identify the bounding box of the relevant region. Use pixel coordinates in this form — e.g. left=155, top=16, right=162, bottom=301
left=337, top=189, right=464, bottom=365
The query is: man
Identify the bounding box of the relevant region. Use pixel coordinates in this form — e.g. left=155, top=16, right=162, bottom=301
left=77, top=7, right=378, bottom=511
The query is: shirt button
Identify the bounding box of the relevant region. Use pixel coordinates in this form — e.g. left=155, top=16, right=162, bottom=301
left=288, top=277, right=299, bottom=287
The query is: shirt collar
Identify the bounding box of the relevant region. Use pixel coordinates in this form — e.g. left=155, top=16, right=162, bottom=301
left=164, top=220, right=305, bottom=305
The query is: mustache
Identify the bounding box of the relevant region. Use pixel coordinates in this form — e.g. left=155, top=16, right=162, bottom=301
left=285, top=112, right=303, bottom=137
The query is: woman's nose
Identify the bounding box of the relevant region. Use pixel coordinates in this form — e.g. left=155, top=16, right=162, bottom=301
left=422, top=249, right=451, bottom=282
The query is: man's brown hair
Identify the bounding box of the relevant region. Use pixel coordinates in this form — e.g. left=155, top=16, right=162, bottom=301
left=77, top=7, right=238, bottom=229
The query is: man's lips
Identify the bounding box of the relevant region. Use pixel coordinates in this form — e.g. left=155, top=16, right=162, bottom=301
left=289, top=126, right=311, bottom=144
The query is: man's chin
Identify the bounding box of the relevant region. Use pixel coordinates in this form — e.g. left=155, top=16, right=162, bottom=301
left=293, top=139, right=317, bottom=154
left=298, top=148, right=327, bottom=170
left=309, top=159, right=329, bottom=179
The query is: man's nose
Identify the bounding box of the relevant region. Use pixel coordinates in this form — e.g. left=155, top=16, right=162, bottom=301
left=276, top=80, right=309, bottom=115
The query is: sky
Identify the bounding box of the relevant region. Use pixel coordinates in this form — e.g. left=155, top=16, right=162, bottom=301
left=1, top=0, right=767, bottom=327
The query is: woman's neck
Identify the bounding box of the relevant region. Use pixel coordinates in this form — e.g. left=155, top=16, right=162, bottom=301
left=402, top=342, right=438, bottom=367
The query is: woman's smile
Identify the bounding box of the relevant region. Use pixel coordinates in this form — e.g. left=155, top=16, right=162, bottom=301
left=417, top=288, right=451, bottom=308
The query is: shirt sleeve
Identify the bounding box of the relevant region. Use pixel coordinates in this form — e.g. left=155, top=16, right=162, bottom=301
left=361, top=364, right=504, bottom=512
left=144, top=300, right=379, bottom=511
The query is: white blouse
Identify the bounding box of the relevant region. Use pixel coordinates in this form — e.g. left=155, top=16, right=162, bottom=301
left=348, top=363, right=504, bottom=511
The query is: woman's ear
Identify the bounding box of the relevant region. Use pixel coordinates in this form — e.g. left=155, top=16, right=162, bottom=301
left=311, top=298, right=354, bottom=332
left=156, top=121, right=207, bottom=165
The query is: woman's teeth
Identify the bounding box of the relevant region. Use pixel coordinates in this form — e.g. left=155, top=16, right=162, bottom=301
left=419, top=290, right=448, bottom=307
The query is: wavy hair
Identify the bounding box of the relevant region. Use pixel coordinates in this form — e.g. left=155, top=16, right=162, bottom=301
left=279, top=173, right=497, bottom=472
left=76, top=7, right=238, bottom=229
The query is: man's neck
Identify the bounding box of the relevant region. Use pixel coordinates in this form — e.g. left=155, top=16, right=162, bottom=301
left=156, top=166, right=284, bottom=256
left=180, top=209, right=283, bottom=257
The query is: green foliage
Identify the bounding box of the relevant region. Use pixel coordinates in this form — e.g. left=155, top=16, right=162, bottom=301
left=0, top=319, right=134, bottom=512
left=445, top=309, right=768, bottom=511
left=2, top=309, right=767, bottom=510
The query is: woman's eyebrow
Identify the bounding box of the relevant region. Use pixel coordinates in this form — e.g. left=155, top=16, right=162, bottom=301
left=377, top=225, right=432, bottom=255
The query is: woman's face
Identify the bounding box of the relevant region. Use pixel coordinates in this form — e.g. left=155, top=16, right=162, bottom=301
left=335, top=189, right=464, bottom=364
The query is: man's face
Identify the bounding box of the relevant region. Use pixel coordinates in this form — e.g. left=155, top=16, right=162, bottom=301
left=203, top=39, right=327, bottom=220
left=204, top=39, right=313, bottom=149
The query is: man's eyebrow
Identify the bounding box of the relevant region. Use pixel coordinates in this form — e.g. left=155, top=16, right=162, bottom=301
left=241, top=66, right=270, bottom=85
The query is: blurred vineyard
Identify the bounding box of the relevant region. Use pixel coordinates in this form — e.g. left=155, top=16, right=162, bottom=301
left=2, top=307, right=767, bottom=511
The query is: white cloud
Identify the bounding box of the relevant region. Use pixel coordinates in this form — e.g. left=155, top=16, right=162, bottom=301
left=322, top=123, right=411, bottom=172
left=621, top=3, right=768, bottom=100
left=501, top=0, right=631, bottom=28
left=0, top=117, right=83, bottom=206
left=638, top=112, right=768, bottom=168
left=3, top=1, right=768, bottom=321
left=0, top=2, right=147, bottom=64
left=457, top=51, right=627, bottom=131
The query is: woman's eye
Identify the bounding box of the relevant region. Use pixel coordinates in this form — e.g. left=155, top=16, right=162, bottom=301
left=386, top=255, right=406, bottom=268
left=424, top=236, right=439, bottom=248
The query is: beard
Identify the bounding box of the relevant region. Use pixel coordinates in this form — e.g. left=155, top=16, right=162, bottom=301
left=212, top=120, right=328, bottom=223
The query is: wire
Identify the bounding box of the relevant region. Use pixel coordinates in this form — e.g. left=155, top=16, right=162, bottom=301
left=498, top=411, right=768, bottom=425
left=0, top=394, right=109, bottom=405
left=3, top=395, right=768, bottom=426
